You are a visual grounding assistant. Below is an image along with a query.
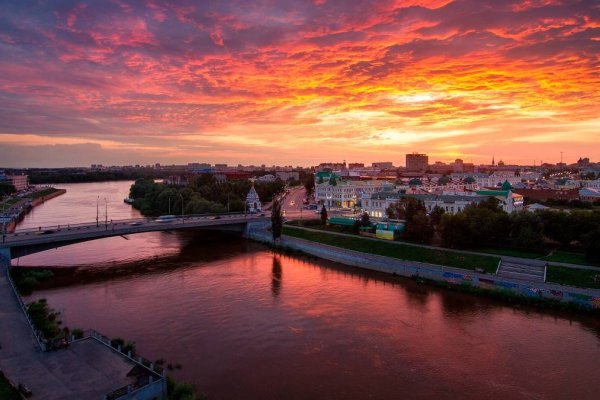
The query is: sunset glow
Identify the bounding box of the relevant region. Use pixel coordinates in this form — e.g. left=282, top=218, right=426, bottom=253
left=0, top=0, right=599, bottom=166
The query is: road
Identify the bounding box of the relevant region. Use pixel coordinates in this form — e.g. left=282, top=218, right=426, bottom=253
left=1, top=213, right=270, bottom=250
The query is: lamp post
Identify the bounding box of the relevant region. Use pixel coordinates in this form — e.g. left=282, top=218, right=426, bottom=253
left=104, top=198, right=108, bottom=229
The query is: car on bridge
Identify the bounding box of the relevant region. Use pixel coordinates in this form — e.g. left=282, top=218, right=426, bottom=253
left=155, top=215, right=177, bottom=223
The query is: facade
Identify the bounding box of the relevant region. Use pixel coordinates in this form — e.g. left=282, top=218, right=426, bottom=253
left=372, top=162, right=394, bottom=169
left=406, top=153, right=429, bottom=172
left=246, top=184, right=262, bottom=212
left=475, top=189, right=524, bottom=213
left=582, top=180, right=600, bottom=189
left=362, top=192, right=488, bottom=218
left=475, top=174, right=522, bottom=188
left=315, top=179, right=389, bottom=208
left=257, top=174, right=276, bottom=182
left=580, top=188, right=600, bottom=202
left=2, top=174, right=28, bottom=191
left=275, top=171, right=300, bottom=181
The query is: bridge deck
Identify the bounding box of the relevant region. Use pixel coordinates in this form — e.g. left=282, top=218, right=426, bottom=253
left=1, top=213, right=270, bottom=257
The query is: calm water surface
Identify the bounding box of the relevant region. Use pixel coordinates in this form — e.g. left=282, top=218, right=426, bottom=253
left=16, top=182, right=600, bottom=400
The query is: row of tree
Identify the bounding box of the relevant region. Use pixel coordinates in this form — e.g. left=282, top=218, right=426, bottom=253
left=129, top=175, right=285, bottom=216
left=0, top=182, right=16, bottom=197
left=385, top=197, right=600, bottom=262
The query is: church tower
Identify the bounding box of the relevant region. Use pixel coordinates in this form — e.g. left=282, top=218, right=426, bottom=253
left=246, top=179, right=262, bottom=213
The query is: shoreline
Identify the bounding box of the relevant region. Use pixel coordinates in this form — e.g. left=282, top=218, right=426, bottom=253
left=247, top=230, right=600, bottom=313
left=3, top=188, right=66, bottom=233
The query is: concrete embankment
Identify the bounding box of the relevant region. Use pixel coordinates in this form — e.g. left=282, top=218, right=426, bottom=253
left=248, top=231, right=600, bottom=310
left=3, top=189, right=66, bottom=233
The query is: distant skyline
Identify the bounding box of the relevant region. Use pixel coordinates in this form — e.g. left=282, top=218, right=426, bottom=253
left=1, top=0, right=599, bottom=168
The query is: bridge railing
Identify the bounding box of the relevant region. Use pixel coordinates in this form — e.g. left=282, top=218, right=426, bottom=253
left=8, top=211, right=269, bottom=236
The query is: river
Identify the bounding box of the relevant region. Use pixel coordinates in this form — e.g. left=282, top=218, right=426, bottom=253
left=14, top=181, right=600, bottom=399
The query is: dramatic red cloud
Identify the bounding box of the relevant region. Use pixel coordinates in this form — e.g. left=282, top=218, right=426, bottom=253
left=0, top=0, right=598, bottom=167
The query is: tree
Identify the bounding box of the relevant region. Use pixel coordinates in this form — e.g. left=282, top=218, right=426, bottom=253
left=404, top=212, right=434, bottom=244
left=271, top=198, right=283, bottom=241
left=386, top=201, right=405, bottom=220
left=430, top=206, right=445, bottom=227
left=582, top=227, right=600, bottom=263
left=440, top=213, right=473, bottom=248
left=329, top=175, right=337, bottom=186
left=360, top=212, right=371, bottom=227
left=320, top=205, right=328, bottom=225
left=304, top=175, right=315, bottom=196
left=0, top=182, right=16, bottom=197
left=510, top=211, right=545, bottom=249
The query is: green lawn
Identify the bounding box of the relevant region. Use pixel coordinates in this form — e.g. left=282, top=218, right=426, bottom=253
left=543, top=251, right=593, bottom=266
left=283, top=226, right=500, bottom=272
left=26, top=188, right=60, bottom=200
left=546, top=265, right=600, bottom=289
left=476, top=246, right=546, bottom=259
left=0, top=370, right=21, bottom=400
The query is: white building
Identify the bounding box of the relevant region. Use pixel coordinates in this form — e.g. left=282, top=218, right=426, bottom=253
left=316, top=179, right=389, bottom=208
left=362, top=192, right=488, bottom=218
left=475, top=174, right=522, bottom=188
left=257, top=174, right=276, bottom=182
left=580, top=187, right=600, bottom=202
left=582, top=180, right=600, bottom=189
left=246, top=184, right=262, bottom=212
left=275, top=171, right=299, bottom=182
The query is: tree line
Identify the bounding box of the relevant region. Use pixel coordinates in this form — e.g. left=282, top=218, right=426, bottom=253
left=129, top=175, right=285, bottom=216
left=385, top=197, right=600, bottom=262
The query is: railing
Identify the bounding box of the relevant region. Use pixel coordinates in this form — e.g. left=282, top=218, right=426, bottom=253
left=3, top=266, right=47, bottom=351
left=82, top=330, right=166, bottom=400
left=7, top=211, right=270, bottom=236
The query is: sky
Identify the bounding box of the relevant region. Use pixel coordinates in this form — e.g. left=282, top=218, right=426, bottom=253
left=0, top=0, right=599, bottom=168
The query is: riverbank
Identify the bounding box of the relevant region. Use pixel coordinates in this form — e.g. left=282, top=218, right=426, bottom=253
left=248, top=228, right=600, bottom=312
left=1, top=188, right=66, bottom=233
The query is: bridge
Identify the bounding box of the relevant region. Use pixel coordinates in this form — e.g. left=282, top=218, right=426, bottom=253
left=0, top=212, right=271, bottom=260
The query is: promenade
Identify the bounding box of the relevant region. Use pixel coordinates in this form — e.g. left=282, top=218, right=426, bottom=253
left=249, top=228, right=600, bottom=308
left=0, top=262, right=148, bottom=399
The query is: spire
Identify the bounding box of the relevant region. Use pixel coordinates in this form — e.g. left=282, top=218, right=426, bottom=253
left=492, top=155, right=495, bottom=166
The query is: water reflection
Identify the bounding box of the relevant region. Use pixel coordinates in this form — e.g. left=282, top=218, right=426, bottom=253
left=271, top=256, right=282, bottom=298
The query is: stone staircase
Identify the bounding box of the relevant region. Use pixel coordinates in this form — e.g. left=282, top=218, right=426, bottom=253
left=497, top=259, right=547, bottom=282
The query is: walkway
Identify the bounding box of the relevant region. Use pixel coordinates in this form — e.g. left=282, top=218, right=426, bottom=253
left=0, top=268, right=140, bottom=399
left=284, top=225, right=600, bottom=271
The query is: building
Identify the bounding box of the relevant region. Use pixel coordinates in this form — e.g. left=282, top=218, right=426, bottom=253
left=372, top=162, right=394, bottom=169
left=348, top=163, right=365, bottom=169
left=406, top=153, right=428, bottom=172
left=582, top=180, right=600, bottom=189
left=362, top=191, right=488, bottom=218
left=579, top=188, right=600, bottom=202
left=315, top=179, right=389, bottom=208
left=0, top=174, right=28, bottom=191
left=475, top=174, right=521, bottom=188
left=257, top=174, right=276, bottom=182
left=164, top=175, right=190, bottom=186
left=275, top=171, right=299, bottom=182
left=246, top=184, right=262, bottom=212
left=512, top=188, right=579, bottom=202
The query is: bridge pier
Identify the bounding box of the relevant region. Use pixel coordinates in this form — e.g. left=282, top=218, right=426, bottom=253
left=244, top=220, right=271, bottom=238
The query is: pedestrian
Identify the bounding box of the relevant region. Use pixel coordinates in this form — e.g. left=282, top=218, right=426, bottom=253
left=2, top=234, right=5, bottom=243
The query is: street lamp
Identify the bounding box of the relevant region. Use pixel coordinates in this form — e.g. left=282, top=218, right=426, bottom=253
left=104, top=198, right=108, bottom=229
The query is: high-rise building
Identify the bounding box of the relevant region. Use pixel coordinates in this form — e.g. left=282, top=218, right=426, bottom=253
left=406, top=153, right=429, bottom=171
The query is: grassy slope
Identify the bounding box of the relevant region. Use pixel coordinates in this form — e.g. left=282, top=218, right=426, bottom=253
left=283, top=225, right=500, bottom=272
